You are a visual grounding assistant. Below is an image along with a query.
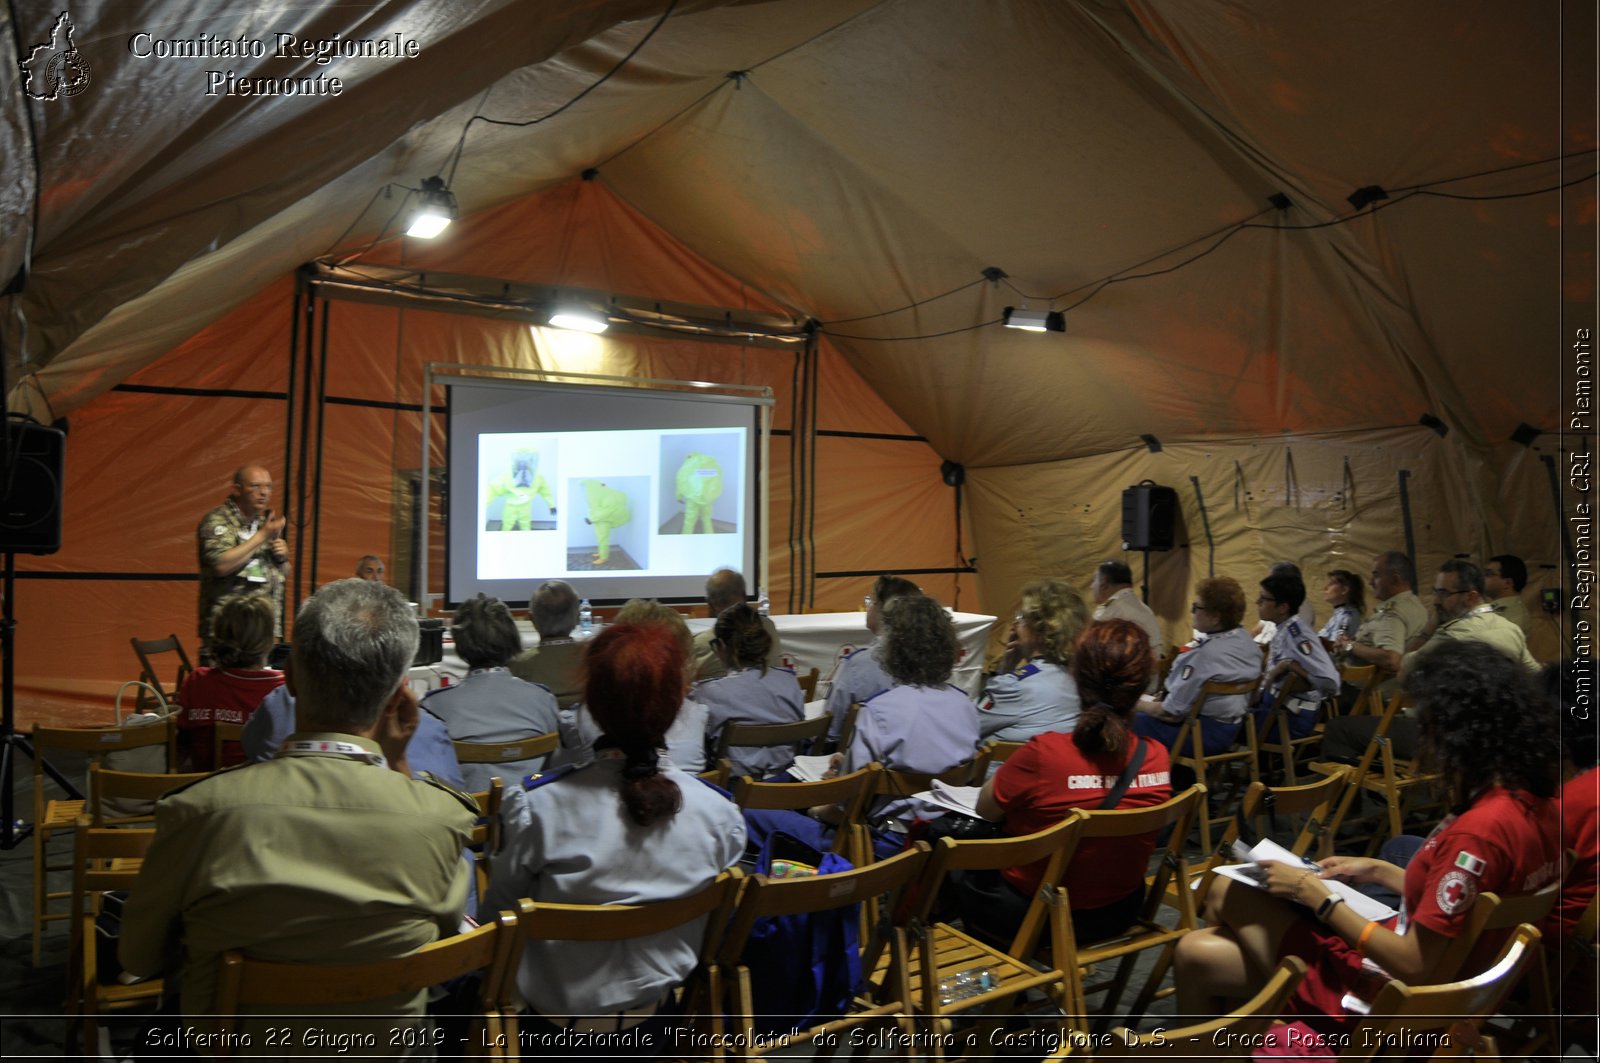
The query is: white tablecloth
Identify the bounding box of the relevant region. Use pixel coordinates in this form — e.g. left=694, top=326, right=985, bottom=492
left=409, top=611, right=998, bottom=698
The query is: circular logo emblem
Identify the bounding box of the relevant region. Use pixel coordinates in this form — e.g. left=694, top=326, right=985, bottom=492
left=1435, top=869, right=1477, bottom=915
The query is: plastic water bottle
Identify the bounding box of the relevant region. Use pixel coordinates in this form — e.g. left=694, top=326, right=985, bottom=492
left=937, top=966, right=997, bottom=1005
left=579, top=598, right=593, bottom=636
left=757, top=587, right=770, bottom=617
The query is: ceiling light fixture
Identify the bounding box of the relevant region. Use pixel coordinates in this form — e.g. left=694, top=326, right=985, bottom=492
left=405, top=176, right=458, bottom=239
left=1002, top=306, right=1065, bottom=333
left=547, top=307, right=609, bottom=334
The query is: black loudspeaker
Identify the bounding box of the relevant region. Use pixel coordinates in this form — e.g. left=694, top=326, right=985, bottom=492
left=1120, top=482, right=1177, bottom=552
left=0, top=421, right=65, bottom=555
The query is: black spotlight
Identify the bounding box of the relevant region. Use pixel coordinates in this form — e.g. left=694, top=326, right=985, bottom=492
left=1418, top=413, right=1448, bottom=438
left=1139, top=434, right=1162, bottom=453
left=1347, top=185, right=1389, bottom=210
left=1267, top=192, right=1293, bottom=211
left=940, top=460, right=965, bottom=488
left=1509, top=422, right=1541, bottom=447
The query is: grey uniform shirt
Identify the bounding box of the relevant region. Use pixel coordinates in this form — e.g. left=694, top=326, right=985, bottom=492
left=847, top=683, right=981, bottom=825
left=550, top=698, right=711, bottom=775
left=1318, top=604, right=1362, bottom=643
left=485, top=756, right=744, bottom=1016
left=694, top=666, right=805, bottom=779
left=1162, top=627, right=1261, bottom=723
left=1266, top=617, right=1341, bottom=706
left=825, top=641, right=890, bottom=742
left=421, top=668, right=561, bottom=792
left=978, top=658, right=1081, bottom=742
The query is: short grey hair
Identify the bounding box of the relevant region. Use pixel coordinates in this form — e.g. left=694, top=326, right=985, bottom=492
left=452, top=594, right=522, bottom=668
left=530, top=580, right=579, bottom=638
left=291, top=579, right=418, bottom=732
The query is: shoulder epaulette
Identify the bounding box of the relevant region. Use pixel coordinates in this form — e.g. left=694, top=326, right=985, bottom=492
left=415, top=771, right=481, bottom=814
left=522, top=761, right=584, bottom=792
left=1012, top=661, right=1042, bottom=679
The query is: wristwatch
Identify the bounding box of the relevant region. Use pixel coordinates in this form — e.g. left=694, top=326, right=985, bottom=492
left=1315, top=892, right=1345, bottom=923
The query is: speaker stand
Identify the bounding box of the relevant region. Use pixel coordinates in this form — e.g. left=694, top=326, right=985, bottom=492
left=1139, top=549, right=1151, bottom=604
left=0, top=551, right=79, bottom=850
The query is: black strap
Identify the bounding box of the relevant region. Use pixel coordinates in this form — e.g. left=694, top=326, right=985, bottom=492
left=1099, top=738, right=1149, bottom=810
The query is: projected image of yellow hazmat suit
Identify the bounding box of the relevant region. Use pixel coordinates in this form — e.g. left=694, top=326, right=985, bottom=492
left=674, top=452, right=724, bottom=535
left=582, top=480, right=631, bottom=564
left=486, top=450, right=554, bottom=531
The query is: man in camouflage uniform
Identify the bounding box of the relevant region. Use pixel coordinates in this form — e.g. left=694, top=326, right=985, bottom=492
left=197, top=464, right=288, bottom=663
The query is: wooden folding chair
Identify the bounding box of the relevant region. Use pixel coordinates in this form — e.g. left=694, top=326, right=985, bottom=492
left=66, top=827, right=161, bottom=1053
left=1337, top=661, right=1380, bottom=716
left=1310, top=690, right=1440, bottom=853
left=1162, top=768, right=1350, bottom=912
left=505, top=869, right=746, bottom=1051
left=697, top=758, right=733, bottom=789
left=890, top=811, right=1089, bottom=1051
left=1167, top=678, right=1259, bottom=853
left=212, top=911, right=521, bottom=1060
left=212, top=719, right=246, bottom=769
left=836, top=702, right=861, bottom=753
left=732, top=763, right=882, bottom=863
left=1254, top=672, right=1335, bottom=785
left=130, top=634, right=194, bottom=712
left=1338, top=925, right=1544, bottom=1061
left=1058, top=785, right=1206, bottom=1033
left=798, top=667, right=821, bottom=700
left=971, top=739, right=1025, bottom=779
left=716, top=714, right=831, bottom=763
left=87, top=764, right=211, bottom=826
left=717, top=845, right=931, bottom=1057
left=451, top=733, right=559, bottom=779
left=468, top=778, right=504, bottom=900
left=1089, top=956, right=1308, bottom=1058
left=31, top=717, right=176, bottom=966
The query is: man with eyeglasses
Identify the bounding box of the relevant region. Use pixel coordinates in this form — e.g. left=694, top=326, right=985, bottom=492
left=1321, top=558, right=1536, bottom=763
left=1484, top=554, right=1533, bottom=636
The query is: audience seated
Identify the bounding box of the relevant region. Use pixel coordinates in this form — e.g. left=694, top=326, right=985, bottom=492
left=1091, top=560, right=1165, bottom=679
left=120, top=580, right=478, bottom=1040
left=551, top=599, right=710, bottom=773
left=423, top=594, right=560, bottom=792
left=177, top=592, right=284, bottom=771
left=1132, top=576, right=1259, bottom=758
left=1252, top=561, right=1317, bottom=643
left=1316, top=568, right=1365, bottom=645
left=1329, top=550, right=1427, bottom=680
left=695, top=604, right=805, bottom=778
left=509, top=580, right=585, bottom=705
left=691, top=568, right=782, bottom=681
left=1253, top=573, right=1340, bottom=740
left=484, top=622, right=744, bottom=1035
left=823, top=574, right=920, bottom=744
left=1175, top=640, right=1562, bottom=1056
left=1485, top=553, right=1532, bottom=636
left=960, top=619, right=1173, bottom=944
left=978, top=578, right=1087, bottom=742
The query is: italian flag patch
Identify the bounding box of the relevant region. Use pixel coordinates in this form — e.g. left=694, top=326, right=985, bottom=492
left=1454, top=850, right=1486, bottom=876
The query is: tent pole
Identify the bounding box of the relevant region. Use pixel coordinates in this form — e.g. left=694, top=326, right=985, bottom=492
left=1397, top=469, right=1416, bottom=566
left=1188, top=475, right=1214, bottom=578
left=309, top=299, right=332, bottom=593
left=283, top=272, right=303, bottom=549
left=292, top=298, right=319, bottom=613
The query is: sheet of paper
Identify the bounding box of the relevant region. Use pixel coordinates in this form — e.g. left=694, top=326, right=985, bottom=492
left=910, top=781, right=990, bottom=818
left=1212, top=837, right=1398, bottom=922
left=789, top=754, right=833, bottom=782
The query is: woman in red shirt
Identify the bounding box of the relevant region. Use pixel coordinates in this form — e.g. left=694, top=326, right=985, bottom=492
left=959, top=619, right=1173, bottom=945
left=177, top=593, right=284, bottom=770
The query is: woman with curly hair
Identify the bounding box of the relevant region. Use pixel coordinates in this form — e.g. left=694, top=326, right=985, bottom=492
left=959, top=620, right=1173, bottom=944
left=978, top=578, right=1089, bottom=742
left=423, top=593, right=560, bottom=791
left=1317, top=569, right=1366, bottom=644
left=695, top=603, right=804, bottom=778
left=1175, top=640, right=1561, bottom=1053
left=486, top=622, right=744, bottom=1037
left=1132, top=575, right=1261, bottom=756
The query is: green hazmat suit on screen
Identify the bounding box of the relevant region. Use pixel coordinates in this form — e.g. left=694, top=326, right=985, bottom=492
left=486, top=450, right=554, bottom=531
left=582, top=480, right=631, bottom=563
left=674, top=452, right=724, bottom=535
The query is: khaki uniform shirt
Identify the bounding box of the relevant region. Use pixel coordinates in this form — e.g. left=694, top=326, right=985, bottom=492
left=1491, top=594, right=1532, bottom=636
left=120, top=732, right=474, bottom=1040
left=1402, top=605, right=1540, bottom=674
left=1095, top=587, right=1165, bottom=692
left=509, top=638, right=586, bottom=706
left=1353, top=589, right=1428, bottom=654
left=196, top=499, right=286, bottom=652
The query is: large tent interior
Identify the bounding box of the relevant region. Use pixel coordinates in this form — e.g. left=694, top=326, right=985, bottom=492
left=1, top=0, right=1594, bottom=719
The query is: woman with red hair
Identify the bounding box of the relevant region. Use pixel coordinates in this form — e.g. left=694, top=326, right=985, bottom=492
left=961, top=619, right=1173, bottom=944
left=485, top=622, right=745, bottom=1041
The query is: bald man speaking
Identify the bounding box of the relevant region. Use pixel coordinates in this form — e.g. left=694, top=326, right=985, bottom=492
left=196, top=464, right=289, bottom=664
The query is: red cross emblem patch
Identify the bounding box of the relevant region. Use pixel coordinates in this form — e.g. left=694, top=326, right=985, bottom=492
left=1436, top=869, right=1476, bottom=915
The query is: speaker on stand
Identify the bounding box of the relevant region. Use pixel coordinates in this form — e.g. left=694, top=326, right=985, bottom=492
left=1120, top=481, right=1177, bottom=603
left=0, top=417, right=74, bottom=850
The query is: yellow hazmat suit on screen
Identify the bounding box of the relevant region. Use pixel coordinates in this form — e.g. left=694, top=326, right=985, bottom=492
left=674, top=452, right=724, bottom=535
left=486, top=450, right=554, bottom=531
left=582, top=480, right=631, bottom=563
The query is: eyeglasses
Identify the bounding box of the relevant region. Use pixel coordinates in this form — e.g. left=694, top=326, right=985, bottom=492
left=1190, top=602, right=1206, bottom=613
left=863, top=596, right=873, bottom=610
left=1431, top=586, right=1465, bottom=599
left=1256, top=595, right=1277, bottom=605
